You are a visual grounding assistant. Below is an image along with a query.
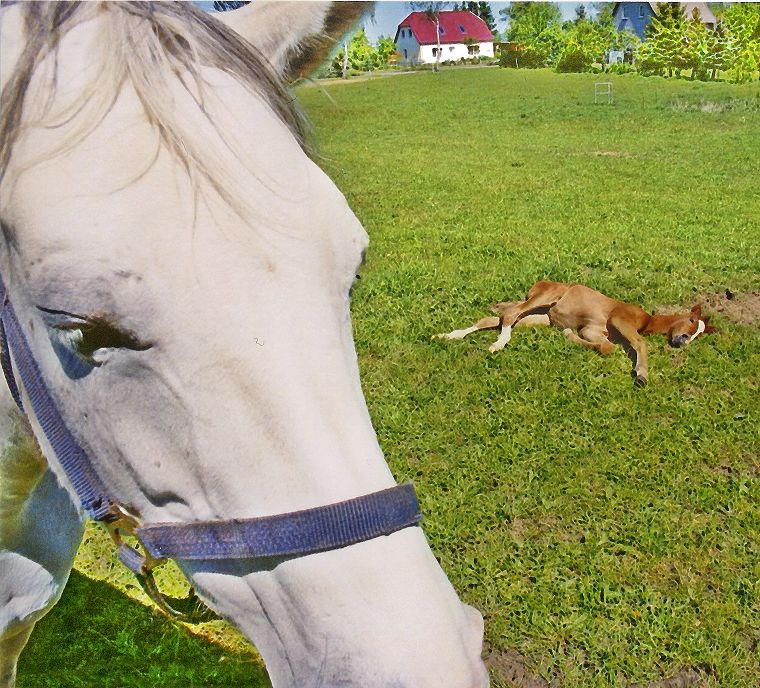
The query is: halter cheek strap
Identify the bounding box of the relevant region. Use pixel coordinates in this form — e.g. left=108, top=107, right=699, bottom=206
left=0, top=273, right=422, bottom=621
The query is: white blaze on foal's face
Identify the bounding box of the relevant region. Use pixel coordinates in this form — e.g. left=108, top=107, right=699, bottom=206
left=0, top=3, right=487, bottom=686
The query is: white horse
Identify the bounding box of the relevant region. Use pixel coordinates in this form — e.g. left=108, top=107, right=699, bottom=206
left=0, top=2, right=488, bottom=687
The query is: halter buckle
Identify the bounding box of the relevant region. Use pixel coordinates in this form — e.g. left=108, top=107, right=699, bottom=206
left=105, top=503, right=218, bottom=623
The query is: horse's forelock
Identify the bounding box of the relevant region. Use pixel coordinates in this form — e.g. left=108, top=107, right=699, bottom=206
left=0, top=1, right=309, bottom=193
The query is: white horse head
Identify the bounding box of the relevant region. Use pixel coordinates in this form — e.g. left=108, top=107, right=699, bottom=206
left=0, top=2, right=487, bottom=686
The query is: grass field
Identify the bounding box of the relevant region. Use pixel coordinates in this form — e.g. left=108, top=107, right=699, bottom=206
left=19, top=69, right=760, bottom=688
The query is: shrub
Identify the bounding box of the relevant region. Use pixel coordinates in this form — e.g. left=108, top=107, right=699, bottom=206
left=608, top=62, right=635, bottom=75
left=556, top=47, right=593, bottom=72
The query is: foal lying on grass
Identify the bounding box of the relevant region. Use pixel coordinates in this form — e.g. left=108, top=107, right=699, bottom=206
left=435, top=281, right=716, bottom=387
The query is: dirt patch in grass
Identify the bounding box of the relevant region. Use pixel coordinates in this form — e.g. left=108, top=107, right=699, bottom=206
left=669, top=98, right=760, bottom=113
left=658, top=291, right=760, bottom=327
left=629, top=667, right=704, bottom=688
left=484, top=646, right=556, bottom=688
left=697, top=290, right=760, bottom=327
left=592, top=150, right=631, bottom=157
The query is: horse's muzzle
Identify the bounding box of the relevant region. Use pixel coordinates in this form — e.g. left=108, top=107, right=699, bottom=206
left=671, top=334, right=690, bottom=347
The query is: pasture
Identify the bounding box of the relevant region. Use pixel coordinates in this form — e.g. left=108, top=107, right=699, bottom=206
left=19, top=69, right=759, bottom=687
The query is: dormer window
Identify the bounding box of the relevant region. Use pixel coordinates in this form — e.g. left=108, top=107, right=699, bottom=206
left=459, top=25, right=466, bottom=33
left=439, top=25, right=445, bottom=35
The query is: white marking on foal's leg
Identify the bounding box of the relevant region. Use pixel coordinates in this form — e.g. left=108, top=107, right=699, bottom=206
left=488, top=325, right=512, bottom=353
left=437, top=326, right=479, bottom=340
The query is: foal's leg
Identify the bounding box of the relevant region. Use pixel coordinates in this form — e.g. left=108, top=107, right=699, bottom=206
left=488, top=293, right=561, bottom=353
left=563, top=326, right=616, bottom=356
left=607, top=315, right=649, bottom=387
left=434, top=316, right=500, bottom=341
left=0, top=407, right=84, bottom=688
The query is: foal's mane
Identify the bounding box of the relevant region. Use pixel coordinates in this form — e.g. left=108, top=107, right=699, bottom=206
left=0, top=1, right=308, bottom=193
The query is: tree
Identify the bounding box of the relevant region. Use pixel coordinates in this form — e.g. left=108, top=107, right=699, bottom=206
left=720, top=2, right=760, bottom=83
left=556, top=15, right=610, bottom=72
left=376, top=35, right=399, bottom=65
left=410, top=2, right=453, bottom=72
left=212, top=1, right=249, bottom=11
left=503, top=3, right=563, bottom=67
left=453, top=2, right=497, bottom=33
left=639, top=2, right=690, bottom=77
left=331, top=29, right=381, bottom=76
left=684, top=6, right=710, bottom=79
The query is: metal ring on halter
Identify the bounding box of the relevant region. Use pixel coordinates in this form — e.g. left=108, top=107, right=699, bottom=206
left=106, top=504, right=219, bottom=623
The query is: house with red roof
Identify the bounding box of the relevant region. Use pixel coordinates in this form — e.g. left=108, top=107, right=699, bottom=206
left=394, top=10, right=494, bottom=65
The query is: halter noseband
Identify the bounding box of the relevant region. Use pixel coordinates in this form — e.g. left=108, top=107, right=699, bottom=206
left=0, top=274, right=422, bottom=621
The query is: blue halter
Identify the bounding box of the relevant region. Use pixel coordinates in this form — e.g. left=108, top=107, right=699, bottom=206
left=0, top=272, right=422, bottom=620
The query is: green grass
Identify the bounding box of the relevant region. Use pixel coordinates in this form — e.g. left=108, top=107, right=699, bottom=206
left=22, top=69, right=760, bottom=687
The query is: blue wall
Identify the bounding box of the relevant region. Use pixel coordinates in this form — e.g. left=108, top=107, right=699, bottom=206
left=614, top=2, right=655, bottom=39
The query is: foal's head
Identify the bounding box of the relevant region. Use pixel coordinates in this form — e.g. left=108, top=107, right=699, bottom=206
left=660, top=305, right=718, bottom=348
left=0, top=2, right=487, bottom=686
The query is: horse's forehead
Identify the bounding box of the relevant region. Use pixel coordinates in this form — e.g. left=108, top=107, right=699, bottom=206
left=4, top=72, right=327, bottom=262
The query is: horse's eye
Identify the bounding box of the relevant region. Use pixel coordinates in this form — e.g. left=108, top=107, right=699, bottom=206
left=689, top=318, right=695, bottom=324
left=60, top=319, right=150, bottom=360
left=39, top=308, right=151, bottom=378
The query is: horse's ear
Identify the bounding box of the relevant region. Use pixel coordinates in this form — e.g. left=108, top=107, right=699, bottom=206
left=691, top=304, right=702, bottom=317
left=703, top=318, right=719, bottom=334
left=214, top=1, right=370, bottom=83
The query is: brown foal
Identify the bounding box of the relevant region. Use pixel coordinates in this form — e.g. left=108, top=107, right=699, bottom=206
left=435, top=281, right=717, bottom=387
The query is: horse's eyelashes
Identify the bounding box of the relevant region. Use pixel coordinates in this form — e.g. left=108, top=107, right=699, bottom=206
left=73, top=319, right=151, bottom=358
left=39, top=309, right=152, bottom=372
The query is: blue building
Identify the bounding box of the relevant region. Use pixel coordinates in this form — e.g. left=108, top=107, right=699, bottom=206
left=612, top=2, right=717, bottom=40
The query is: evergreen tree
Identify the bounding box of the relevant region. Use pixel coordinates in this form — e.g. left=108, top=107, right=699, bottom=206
left=212, top=1, right=249, bottom=11
left=641, top=2, right=689, bottom=77
left=684, top=6, right=710, bottom=79
left=720, top=2, right=760, bottom=83
left=453, top=2, right=497, bottom=33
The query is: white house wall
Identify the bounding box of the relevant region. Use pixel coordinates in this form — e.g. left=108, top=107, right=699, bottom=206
left=399, top=41, right=493, bottom=64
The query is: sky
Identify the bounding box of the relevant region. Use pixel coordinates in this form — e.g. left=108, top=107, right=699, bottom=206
left=362, top=2, right=593, bottom=43
left=197, top=3, right=597, bottom=44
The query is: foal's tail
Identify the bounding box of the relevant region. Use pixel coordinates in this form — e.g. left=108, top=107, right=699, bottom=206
left=489, top=301, right=520, bottom=315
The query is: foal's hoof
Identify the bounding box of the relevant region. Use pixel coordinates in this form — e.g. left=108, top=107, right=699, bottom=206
left=634, top=374, right=648, bottom=388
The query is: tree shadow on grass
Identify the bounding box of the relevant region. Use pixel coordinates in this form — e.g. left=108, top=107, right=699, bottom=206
left=17, top=571, right=271, bottom=688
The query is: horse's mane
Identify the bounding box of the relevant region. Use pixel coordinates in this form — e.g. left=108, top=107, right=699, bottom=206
left=0, top=1, right=308, bottom=197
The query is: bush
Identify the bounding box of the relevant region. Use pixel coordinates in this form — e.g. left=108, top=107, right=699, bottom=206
left=499, top=47, right=549, bottom=69
left=607, top=62, right=635, bottom=75
left=555, top=47, right=593, bottom=72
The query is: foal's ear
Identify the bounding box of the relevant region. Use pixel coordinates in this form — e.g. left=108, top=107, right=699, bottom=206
left=691, top=304, right=702, bottom=317
left=702, top=316, right=719, bottom=334
left=214, top=1, right=370, bottom=83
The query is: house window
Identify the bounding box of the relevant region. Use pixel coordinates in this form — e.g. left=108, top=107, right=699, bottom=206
left=432, top=47, right=438, bottom=56
left=639, top=4, right=645, bottom=18
left=449, top=45, right=455, bottom=51
left=622, top=4, right=629, bottom=19
left=403, top=49, right=408, bottom=59
left=467, top=44, right=480, bottom=55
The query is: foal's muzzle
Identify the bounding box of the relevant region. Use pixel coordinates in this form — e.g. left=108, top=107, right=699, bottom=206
left=671, top=334, right=690, bottom=347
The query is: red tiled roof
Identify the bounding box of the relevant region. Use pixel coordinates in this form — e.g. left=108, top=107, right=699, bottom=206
left=396, top=11, right=493, bottom=46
